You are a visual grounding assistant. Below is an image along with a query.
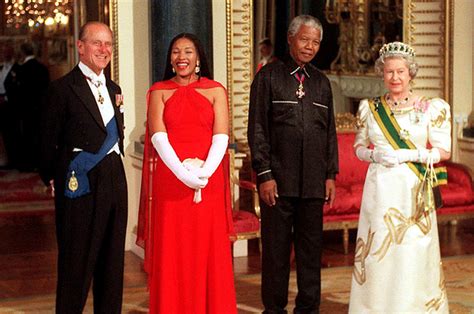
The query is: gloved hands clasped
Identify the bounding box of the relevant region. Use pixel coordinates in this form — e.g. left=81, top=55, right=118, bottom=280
left=356, top=146, right=441, bottom=167
left=151, top=132, right=208, bottom=189
left=186, top=134, right=229, bottom=179
left=151, top=132, right=229, bottom=190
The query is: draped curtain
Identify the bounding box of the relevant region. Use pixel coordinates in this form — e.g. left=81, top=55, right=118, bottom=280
left=253, top=0, right=276, bottom=71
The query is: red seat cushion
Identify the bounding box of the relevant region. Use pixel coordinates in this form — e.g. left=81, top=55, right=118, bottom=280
left=440, top=184, right=474, bottom=207
left=232, top=210, right=259, bottom=234
left=324, top=185, right=363, bottom=216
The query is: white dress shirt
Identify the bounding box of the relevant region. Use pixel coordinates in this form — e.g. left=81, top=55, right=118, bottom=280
left=78, top=62, right=120, bottom=155
left=0, top=61, right=13, bottom=95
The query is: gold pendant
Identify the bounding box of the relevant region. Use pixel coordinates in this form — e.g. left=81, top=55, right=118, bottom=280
left=68, top=171, right=78, bottom=192
left=98, top=93, right=104, bottom=105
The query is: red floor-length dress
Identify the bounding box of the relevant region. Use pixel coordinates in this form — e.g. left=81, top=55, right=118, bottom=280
left=138, top=78, right=237, bottom=314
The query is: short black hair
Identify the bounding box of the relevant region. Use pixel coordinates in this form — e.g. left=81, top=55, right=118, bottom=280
left=20, top=42, right=35, bottom=56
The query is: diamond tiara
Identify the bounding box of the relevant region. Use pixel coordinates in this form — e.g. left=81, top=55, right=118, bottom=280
left=379, top=41, right=416, bottom=59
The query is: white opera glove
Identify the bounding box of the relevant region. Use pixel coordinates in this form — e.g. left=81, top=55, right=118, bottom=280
left=395, top=148, right=441, bottom=164
left=374, top=150, right=400, bottom=167
left=188, top=134, right=229, bottom=179
left=151, top=132, right=208, bottom=189
left=355, top=146, right=399, bottom=167
left=355, top=146, right=374, bottom=163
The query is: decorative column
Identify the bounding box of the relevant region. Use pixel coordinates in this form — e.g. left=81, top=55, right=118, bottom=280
left=150, top=0, right=213, bottom=82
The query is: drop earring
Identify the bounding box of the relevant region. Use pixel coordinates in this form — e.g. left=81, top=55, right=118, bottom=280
left=172, top=66, right=176, bottom=74
left=195, top=61, right=200, bottom=74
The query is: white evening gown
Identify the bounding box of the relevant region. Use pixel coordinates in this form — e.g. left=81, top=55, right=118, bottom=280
left=348, top=97, right=451, bottom=313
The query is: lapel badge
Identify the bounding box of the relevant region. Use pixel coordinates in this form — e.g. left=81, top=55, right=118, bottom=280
left=115, top=94, right=124, bottom=106
left=115, top=94, right=124, bottom=112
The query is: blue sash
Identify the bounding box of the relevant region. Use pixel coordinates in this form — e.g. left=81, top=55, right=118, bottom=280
left=64, top=117, right=119, bottom=198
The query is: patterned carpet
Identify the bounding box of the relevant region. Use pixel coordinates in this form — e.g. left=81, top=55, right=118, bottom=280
left=0, top=170, right=54, bottom=216
left=0, top=255, right=472, bottom=313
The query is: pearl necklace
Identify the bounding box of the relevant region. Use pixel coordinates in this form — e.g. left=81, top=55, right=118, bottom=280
left=385, top=93, right=411, bottom=107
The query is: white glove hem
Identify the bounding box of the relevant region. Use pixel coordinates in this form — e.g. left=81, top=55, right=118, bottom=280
left=200, top=133, right=229, bottom=177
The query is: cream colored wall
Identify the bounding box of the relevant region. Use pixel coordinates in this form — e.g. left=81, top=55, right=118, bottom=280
left=116, top=0, right=150, bottom=253
left=452, top=0, right=473, bottom=161
left=453, top=0, right=473, bottom=115
left=212, top=0, right=228, bottom=87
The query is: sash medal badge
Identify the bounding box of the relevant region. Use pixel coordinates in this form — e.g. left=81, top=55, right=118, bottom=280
left=68, top=171, right=78, bottom=192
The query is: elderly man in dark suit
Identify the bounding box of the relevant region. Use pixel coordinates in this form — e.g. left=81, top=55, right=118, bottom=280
left=248, top=15, right=338, bottom=313
left=40, top=21, right=127, bottom=313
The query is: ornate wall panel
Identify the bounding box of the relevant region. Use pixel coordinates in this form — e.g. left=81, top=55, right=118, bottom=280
left=405, top=0, right=452, bottom=101
left=109, top=0, right=119, bottom=83
left=226, top=0, right=253, bottom=148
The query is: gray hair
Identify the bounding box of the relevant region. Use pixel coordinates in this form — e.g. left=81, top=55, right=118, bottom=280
left=288, top=15, right=323, bottom=41
left=374, top=54, right=419, bottom=78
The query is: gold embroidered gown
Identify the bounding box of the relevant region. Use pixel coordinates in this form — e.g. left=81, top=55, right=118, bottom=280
left=348, top=97, right=451, bottom=313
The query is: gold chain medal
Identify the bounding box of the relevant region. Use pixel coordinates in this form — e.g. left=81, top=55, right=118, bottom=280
left=84, top=75, right=105, bottom=105
left=68, top=171, right=79, bottom=192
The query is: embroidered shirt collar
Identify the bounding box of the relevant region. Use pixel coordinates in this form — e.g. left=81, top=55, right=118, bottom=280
left=79, top=62, right=106, bottom=85
left=287, top=58, right=310, bottom=78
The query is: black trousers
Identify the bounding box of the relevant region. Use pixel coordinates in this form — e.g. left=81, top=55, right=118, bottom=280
left=261, top=196, right=324, bottom=314
left=54, top=153, right=128, bottom=314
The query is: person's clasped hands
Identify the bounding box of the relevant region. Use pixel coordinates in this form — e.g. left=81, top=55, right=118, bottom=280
left=151, top=132, right=207, bottom=190
left=356, top=146, right=441, bottom=167
left=151, top=132, right=229, bottom=192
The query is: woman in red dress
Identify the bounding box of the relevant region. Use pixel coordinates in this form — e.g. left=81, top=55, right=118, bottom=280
left=137, top=33, right=237, bottom=313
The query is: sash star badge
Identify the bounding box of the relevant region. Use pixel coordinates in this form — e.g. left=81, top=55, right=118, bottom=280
left=68, top=171, right=78, bottom=192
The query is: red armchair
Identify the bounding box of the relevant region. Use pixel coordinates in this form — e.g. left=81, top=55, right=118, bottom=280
left=226, top=151, right=260, bottom=245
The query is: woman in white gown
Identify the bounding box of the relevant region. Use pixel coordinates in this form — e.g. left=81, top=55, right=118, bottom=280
left=349, top=42, right=451, bottom=313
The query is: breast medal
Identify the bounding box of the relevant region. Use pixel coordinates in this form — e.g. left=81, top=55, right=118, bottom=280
left=294, top=72, right=305, bottom=99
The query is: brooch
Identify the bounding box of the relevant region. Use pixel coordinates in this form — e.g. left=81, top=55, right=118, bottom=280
left=399, top=129, right=410, bottom=140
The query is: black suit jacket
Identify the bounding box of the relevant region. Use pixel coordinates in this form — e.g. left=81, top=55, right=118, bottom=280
left=39, top=65, right=124, bottom=188
left=3, top=63, right=21, bottom=108
left=248, top=57, right=339, bottom=199
left=19, top=58, right=50, bottom=114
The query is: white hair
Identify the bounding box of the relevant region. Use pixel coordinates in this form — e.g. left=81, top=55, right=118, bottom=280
left=288, top=15, right=323, bottom=41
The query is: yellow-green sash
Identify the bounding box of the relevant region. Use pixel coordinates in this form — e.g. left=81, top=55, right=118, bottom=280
left=368, top=97, right=447, bottom=185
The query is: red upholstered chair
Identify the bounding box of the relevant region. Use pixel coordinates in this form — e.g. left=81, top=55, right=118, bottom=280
left=225, top=150, right=261, bottom=247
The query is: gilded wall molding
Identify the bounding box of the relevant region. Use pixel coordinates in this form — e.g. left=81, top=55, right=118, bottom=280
left=226, top=0, right=253, bottom=149
left=109, top=0, right=119, bottom=84
left=405, top=0, right=452, bottom=102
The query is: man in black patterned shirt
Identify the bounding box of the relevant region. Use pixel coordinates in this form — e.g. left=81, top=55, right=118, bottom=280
left=248, top=15, right=339, bottom=314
